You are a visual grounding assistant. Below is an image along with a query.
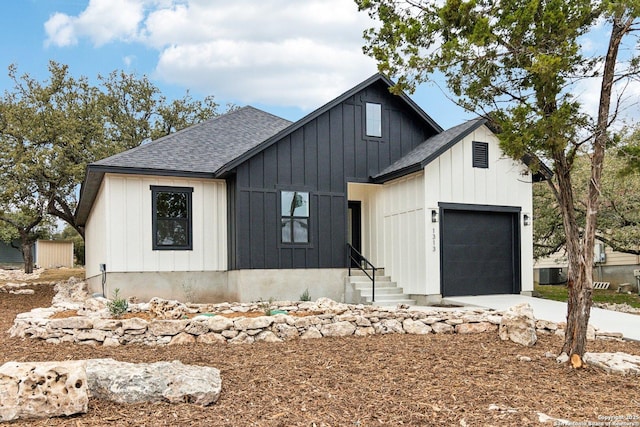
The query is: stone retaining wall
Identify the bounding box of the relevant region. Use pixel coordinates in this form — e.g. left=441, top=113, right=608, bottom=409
left=9, top=294, right=623, bottom=347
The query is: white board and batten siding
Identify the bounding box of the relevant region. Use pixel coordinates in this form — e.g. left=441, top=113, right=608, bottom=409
left=422, top=124, right=534, bottom=295
left=380, top=175, right=426, bottom=295
left=85, top=173, right=227, bottom=280
left=348, top=176, right=427, bottom=296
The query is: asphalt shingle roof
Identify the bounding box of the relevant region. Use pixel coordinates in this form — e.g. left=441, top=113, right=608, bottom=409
left=93, top=106, right=292, bottom=174
left=373, top=118, right=486, bottom=182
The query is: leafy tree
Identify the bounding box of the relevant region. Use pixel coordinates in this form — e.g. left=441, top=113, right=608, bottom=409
left=357, top=0, right=640, bottom=357
left=0, top=61, right=221, bottom=239
left=535, top=148, right=640, bottom=258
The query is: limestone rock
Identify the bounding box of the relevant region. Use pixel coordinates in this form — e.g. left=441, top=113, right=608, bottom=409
left=583, top=352, right=640, bottom=375
left=293, top=316, right=321, bottom=329
left=148, top=320, right=189, bottom=337
left=86, top=358, right=221, bottom=406
left=355, top=326, right=375, bottom=336
left=47, top=316, right=93, bottom=330
left=121, top=317, right=149, bottom=331
left=0, top=360, right=88, bottom=422
left=52, top=278, right=90, bottom=305
left=229, top=332, right=254, bottom=345
left=77, top=329, right=108, bottom=342
left=255, top=331, right=282, bottom=343
left=169, top=332, right=196, bottom=345
left=93, top=319, right=122, bottom=331
left=207, top=316, right=234, bottom=332
left=148, top=297, right=190, bottom=320
left=234, top=316, right=275, bottom=331
left=431, top=322, right=454, bottom=334
left=403, top=319, right=432, bottom=335
left=301, top=327, right=323, bottom=339
left=312, top=298, right=349, bottom=313
left=499, top=303, right=537, bottom=346
left=373, top=319, right=404, bottom=334
left=321, top=321, right=356, bottom=337
left=455, top=322, right=496, bottom=334
left=197, top=333, right=227, bottom=345
left=535, top=319, right=557, bottom=331
left=274, top=323, right=299, bottom=340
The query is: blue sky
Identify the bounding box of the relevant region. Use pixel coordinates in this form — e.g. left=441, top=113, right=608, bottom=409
left=0, top=0, right=475, bottom=129
left=1, top=1, right=637, bottom=132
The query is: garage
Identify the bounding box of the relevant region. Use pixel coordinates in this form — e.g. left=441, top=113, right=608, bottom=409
left=440, top=206, right=521, bottom=297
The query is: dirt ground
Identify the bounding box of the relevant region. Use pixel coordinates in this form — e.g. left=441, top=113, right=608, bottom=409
left=2, top=284, right=640, bottom=426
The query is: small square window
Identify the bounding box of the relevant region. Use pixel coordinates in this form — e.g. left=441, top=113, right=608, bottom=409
left=281, top=191, right=309, bottom=244
left=365, top=103, right=382, bottom=137
left=472, top=141, right=489, bottom=168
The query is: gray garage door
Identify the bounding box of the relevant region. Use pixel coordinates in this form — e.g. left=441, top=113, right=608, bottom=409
left=441, top=208, right=520, bottom=297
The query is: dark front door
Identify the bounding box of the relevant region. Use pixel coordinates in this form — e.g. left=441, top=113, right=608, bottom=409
left=348, top=201, right=362, bottom=266
left=441, top=207, right=520, bottom=297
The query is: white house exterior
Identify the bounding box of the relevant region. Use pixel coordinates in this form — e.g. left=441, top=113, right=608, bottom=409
left=77, top=74, right=539, bottom=303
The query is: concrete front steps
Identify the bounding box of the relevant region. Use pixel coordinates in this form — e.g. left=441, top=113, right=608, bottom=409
left=345, top=269, right=416, bottom=306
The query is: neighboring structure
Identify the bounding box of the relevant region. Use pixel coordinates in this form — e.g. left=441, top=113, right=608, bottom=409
left=535, top=243, right=640, bottom=289
left=76, top=74, right=539, bottom=303
left=0, top=241, right=24, bottom=269
left=35, top=240, right=75, bottom=269
left=0, top=240, right=74, bottom=270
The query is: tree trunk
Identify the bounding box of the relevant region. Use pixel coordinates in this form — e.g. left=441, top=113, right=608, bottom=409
left=552, top=152, right=592, bottom=358
left=560, top=15, right=631, bottom=358
left=21, top=241, right=34, bottom=274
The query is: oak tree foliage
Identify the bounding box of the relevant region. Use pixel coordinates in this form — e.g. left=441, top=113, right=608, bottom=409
left=0, top=61, right=222, bottom=270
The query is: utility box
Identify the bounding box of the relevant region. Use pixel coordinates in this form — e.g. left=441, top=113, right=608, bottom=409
left=539, top=267, right=565, bottom=285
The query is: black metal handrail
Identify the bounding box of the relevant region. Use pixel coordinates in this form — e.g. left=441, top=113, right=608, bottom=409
left=347, top=243, right=377, bottom=302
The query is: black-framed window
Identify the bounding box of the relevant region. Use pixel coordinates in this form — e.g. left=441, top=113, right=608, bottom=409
left=281, top=191, right=309, bottom=244
left=472, top=141, right=489, bottom=168
left=151, top=186, right=193, bottom=250
left=365, top=102, right=382, bottom=137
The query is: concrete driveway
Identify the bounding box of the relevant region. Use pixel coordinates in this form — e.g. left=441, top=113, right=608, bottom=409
left=440, top=294, right=640, bottom=341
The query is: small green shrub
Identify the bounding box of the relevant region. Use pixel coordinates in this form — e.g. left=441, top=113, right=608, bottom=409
left=107, top=288, right=129, bottom=318
left=258, top=297, right=274, bottom=316
left=300, top=288, right=311, bottom=301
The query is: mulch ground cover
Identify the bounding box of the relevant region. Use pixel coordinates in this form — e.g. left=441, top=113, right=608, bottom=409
left=2, top=284, right=640, bottom=426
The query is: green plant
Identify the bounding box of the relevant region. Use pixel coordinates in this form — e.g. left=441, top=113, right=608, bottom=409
left=300, top=288, right=311, bottom=302
left=257, top=297, right=274, bottom=316
left=107, top=288, right=129, bottom=318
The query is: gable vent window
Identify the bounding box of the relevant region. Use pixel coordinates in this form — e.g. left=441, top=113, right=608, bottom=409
left=472, top=141, right=489, bottom=168
left=151, top=186, right=193, bottom=250
left=365, top=102, right=382, bottom=137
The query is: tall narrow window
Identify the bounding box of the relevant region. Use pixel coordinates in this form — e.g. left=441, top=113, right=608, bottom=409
left=151, top=186, right=193, bottom=250
left=472, top=141, right=489, bottom=168
left=281, top=191, right=309, bottom=244
left=365, top=102, right=382, bottom=137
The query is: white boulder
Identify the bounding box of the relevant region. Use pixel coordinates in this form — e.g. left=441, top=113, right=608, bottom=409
left=499, top=303, right=537, bottom=346
left=86, top=358, right=221, bottom=406
left=0, top=360, right=88, bottom=422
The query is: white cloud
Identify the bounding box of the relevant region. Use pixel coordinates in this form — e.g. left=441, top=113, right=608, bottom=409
left=45, top=0, right=147, bottom=47
left=44, top=0, right=379, bottom=110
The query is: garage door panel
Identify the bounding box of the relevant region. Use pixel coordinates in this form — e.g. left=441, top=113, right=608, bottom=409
left=441, top=209, right=520, bottom=297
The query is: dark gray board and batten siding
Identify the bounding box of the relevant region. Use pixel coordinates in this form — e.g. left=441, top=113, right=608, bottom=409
left=228, top=80, right=439, bottom=270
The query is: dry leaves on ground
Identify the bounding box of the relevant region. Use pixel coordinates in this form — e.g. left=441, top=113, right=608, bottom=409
left=1, top=284, right=639, bottom=426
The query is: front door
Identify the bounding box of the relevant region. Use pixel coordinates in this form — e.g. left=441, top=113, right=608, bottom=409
left=348, top=201, right=362, bottom=266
